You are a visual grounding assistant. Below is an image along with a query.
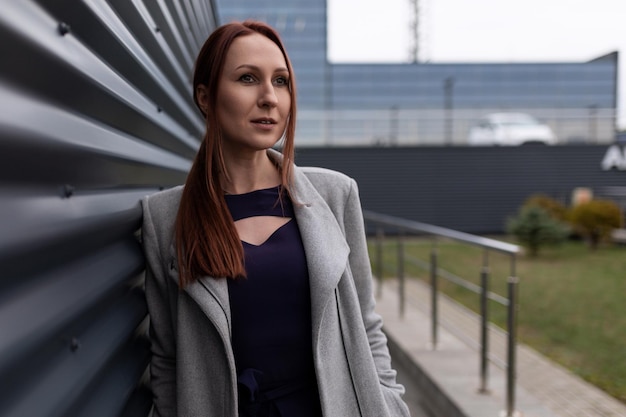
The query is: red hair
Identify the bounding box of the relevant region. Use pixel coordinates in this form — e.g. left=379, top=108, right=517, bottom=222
left=175, top=21, right=297, bottom=287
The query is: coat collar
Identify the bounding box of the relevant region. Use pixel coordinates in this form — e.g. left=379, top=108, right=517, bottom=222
left=169, top=149, right=350, bottom=341
left=167, top=244, right=233, bottom=338
left=287, top=154, right=350, bottom=340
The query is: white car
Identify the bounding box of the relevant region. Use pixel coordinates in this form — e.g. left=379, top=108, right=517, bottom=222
left=467, top=113, right=557, bottom=146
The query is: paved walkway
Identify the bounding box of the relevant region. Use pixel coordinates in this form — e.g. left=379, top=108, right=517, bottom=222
left=377, top=278, right=626, bottom=417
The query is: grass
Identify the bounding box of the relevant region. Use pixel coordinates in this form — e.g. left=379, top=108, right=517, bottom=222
left=368, top=237, right=626, bottom=403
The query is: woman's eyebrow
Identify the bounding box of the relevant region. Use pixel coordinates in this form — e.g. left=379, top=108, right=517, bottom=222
left=235, top=64, right=289, bottom=73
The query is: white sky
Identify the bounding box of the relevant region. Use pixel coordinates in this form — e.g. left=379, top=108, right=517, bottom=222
left=328, top=0, right=626, bottom=129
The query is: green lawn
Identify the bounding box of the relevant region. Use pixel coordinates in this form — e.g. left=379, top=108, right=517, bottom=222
left=368, top=237, right=626, bottom=403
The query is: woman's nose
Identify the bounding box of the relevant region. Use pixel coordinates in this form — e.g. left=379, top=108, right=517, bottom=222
left=258, top=83, right=278, bottom=108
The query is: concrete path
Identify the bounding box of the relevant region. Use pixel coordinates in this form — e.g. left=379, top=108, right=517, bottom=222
left=378, top=278, right=626, bottom=417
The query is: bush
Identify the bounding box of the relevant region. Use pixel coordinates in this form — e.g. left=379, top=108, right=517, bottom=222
left=569, top=199, right=623, bottom=249
left=523, top=194, right=569, bottom=222
left=507, top=206, right=570, bottom=257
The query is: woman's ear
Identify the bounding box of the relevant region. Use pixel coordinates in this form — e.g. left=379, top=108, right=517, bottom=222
left=196, top=84, right=209, bottom=113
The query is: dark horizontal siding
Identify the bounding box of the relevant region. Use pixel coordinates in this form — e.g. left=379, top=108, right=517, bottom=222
left=0, top=1, right=215, bottom=415
left=295, top=145, right=626, bottom=234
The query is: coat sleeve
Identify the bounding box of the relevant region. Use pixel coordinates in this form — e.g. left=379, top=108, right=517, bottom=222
left=141, top=196, right=177, bottom=417
left=342, top=179, right=411, bottom=417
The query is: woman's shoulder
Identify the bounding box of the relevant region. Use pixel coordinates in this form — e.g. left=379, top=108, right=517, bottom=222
left=142, top=185, right=184, bottom=225
left=143, top=185, right=183, bottom=207
left=296, top=165, right=357, bottom=203
left=299, top=166, right=353, bottom=188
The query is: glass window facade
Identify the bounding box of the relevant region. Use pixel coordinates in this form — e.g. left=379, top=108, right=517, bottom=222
left=217, top=0, right=329, bottom=109
left=215, top=0, right=618, bottom=145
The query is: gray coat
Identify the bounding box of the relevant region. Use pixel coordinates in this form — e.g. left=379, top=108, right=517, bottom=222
left=141, top=151, right=410, bottom=417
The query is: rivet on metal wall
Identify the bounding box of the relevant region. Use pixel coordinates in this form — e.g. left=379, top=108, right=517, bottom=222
left=57, top=22, right=71, bottom=36
left=70, top=337, right=81, bottom=352
left=61, top=184, right=75, bottom=198
left=155, top=27, right=161, bottom=33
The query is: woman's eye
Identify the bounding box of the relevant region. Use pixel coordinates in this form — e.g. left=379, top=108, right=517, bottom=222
left=239, top=74, right=255, bottom=83
left=274, top=76, right=289, bottom=86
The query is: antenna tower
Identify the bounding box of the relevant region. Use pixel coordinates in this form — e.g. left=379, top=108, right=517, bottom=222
left=408, top=0, right=419, bottom=62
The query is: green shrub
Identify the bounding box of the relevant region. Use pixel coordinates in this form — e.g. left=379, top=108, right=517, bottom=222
left=507, top=206, right=570, bottom=257
left=569, top=199, right=623, bottom=249
left=523, top=194, right=569, bottom=222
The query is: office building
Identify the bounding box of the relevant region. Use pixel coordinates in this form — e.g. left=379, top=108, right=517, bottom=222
left=217, top=0, right=618, bottom=145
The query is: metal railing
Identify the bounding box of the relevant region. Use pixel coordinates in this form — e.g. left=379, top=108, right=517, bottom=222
left=364, top=210, right=521, bottom=417
left=294, top=107, right=617, bottom=147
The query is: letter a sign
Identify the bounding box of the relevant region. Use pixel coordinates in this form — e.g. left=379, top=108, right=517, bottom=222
left=601, top=145, right=626, bottom=170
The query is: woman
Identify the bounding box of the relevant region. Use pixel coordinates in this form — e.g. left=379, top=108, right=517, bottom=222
left=141, top=20, right=410, bottom=417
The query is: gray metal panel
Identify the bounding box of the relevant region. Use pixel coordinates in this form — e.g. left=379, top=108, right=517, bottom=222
left=0, top=0, right=216, bottom=415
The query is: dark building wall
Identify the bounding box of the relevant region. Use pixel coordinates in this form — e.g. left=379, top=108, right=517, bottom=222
left=0, top=2, right=213, bottom=416
left=295, top=145, right=626, bottom=234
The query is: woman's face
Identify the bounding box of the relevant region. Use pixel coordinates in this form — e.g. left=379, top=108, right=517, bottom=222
left=203, top=33, right=291, bottom=155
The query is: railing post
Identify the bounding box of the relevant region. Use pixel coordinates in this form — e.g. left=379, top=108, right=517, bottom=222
left=505, top=256, right=519, bottom=416
left=397, top=231, right=405, bottom=318
left=376, top=226, right=384, bottom=298
left=363, top=210, right=523, bottom=415
left=430, top=239, right=438, bottom=349
left=479, top=249, right=490, bottom=394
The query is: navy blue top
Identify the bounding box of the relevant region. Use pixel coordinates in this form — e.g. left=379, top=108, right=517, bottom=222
left=225, top=187, right=322, bottom=417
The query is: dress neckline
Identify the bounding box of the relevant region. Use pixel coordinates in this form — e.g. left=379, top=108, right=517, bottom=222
left=224, top=186, right=290, bottom=222
left=224, top=185, right=281, bottom=197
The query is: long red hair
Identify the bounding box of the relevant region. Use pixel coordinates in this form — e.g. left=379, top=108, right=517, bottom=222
left=175, top=21, right=298, bottom=286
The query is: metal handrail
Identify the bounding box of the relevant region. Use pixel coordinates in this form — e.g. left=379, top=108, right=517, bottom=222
left=364, top=210, right=520, bottom=254
left=364, top=210, right=520, bottom=417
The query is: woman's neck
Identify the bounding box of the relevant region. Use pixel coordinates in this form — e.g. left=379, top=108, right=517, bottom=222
left=221, top=150, right=281, bottom=195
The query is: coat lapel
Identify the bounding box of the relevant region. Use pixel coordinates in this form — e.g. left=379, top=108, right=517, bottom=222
left=291, top=165, right=350, bottom=345
left=189, top=276, right=231, bottom=335
left=168, top=243, right=232, bottom=340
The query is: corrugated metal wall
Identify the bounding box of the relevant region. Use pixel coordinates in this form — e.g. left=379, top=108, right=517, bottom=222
left=0, top=1, right=215, bottom=416
left=295, top=145, right=626, bottom=234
